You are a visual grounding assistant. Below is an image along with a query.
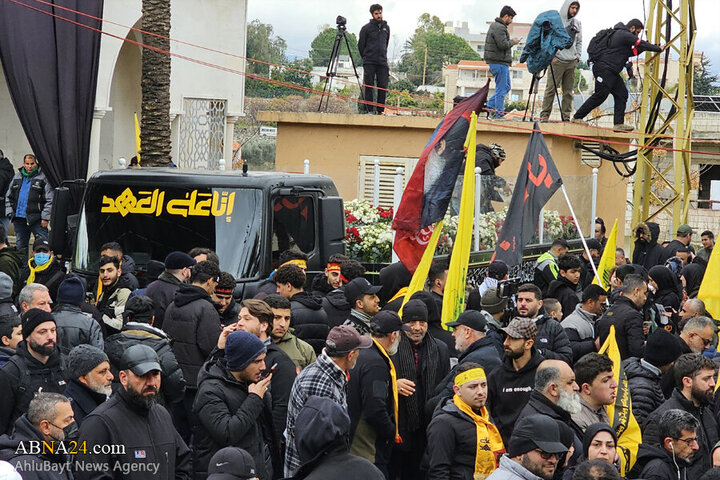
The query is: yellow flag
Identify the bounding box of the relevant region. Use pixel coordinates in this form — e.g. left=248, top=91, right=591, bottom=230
left=399, top=220, right=444, bottom=317
left=593, top=219, right=618, bottom=290
left=134, top=113, right=142, bottom=164
left=699, top=240, right=720, bottom=319
left=440, top=112, right=478, bottom=329
left=598, top=325, right=642, bottom=475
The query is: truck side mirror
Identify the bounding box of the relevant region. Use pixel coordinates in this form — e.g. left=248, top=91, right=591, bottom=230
left=318, top=196, right=345, bottom=261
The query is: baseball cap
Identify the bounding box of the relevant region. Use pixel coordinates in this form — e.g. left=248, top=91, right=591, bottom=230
left=401, top=299, right=428, bottom=323
left=677, top=224, right=693, bottom=236
left=446, top=310, right=487, bottom=332
left=325, top=325, right=372, bottom=355
left=343, top=277, right=382, bottom=304
left=487, top=260, right=508, bottom=280
left=208, top=447, right=257, bottom=480
left=372, top=311, right=411, bottom=334
left=508, top=415, right=569, bottom=456
left=33, top=238, right=51, bottom=252
left=501, top=317, right=538, bottom=340
left=120, top=344, right=162, bottom=376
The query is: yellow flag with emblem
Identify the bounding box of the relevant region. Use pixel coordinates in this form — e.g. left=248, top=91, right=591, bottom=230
left=598, top=325, right=642, bottom=475
left=593, top=219, right=618, bottom=290
left=440, top=112, right=477, bottom=329
left=398, top=220, right=444, bottom=317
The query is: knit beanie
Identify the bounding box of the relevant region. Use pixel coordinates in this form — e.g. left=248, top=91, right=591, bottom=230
left=644, top=328, right=683, bottom=368
left=226, top=331, right=267, bottom=372
left=57, top=277, right=86, bottom=305
left=481, top=289, right=508, bottom=315
left=0, top=272, right=12, bottom=299
left=67, top=344, right=109, bottom=379
left=21, top=308, right=55, bottom=339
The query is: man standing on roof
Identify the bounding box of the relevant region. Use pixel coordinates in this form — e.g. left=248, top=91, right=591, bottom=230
left=484, top=6, right=520, bottom=119
left=358, top=4, right=390, bottom=114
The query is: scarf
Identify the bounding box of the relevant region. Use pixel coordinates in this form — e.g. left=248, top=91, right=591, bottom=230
left=26, top=255, right=53, bottom=283
left=20, top=166, right=38, bottom=178
left=373, top=338, right=403, bottom=444
left=394, top=332, right=440, bottom=432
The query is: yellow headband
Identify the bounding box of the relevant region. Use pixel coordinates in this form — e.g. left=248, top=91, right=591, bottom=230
left=281, top=259, right=307, bottom=269
left=455, top=368, right=486, bottom=387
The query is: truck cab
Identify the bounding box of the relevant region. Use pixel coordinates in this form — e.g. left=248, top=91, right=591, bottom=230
left=66, top=169, right=346, bottom=298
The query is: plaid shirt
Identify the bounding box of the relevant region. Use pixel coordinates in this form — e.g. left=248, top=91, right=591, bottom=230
left=284, top=350, right=348, bottom=476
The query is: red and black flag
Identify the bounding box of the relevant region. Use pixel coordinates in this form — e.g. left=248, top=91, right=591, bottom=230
left=493, top=123, right=563, bottom=266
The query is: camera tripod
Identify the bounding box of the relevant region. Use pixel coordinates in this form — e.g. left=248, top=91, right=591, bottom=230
left=317, top=18, right=365, bottom=112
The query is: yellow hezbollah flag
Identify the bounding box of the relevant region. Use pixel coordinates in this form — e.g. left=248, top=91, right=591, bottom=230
left=441, top=111, right=478, bottom=329
left=699, top=241, right=720, bottom=319
left=399, top=220, right=444, bottom=316
left=598, top=325, right=642, bottom=475
left=134, top=113, right=142, bottom=164
left=593, top=219, right=618, bottom=290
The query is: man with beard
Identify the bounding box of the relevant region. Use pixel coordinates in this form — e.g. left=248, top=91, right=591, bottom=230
left=563, top=285, right=607, bottom=363
left=264, top=294, right=316, bottom=370
left=63, top=345, right=113, bottom=426
left=570, top=353, right=617, bottom=432
left=517, top=360, right=583, bottom=459
left=487, top=415, right=569, bottom=480
left=145, top=251, right=196, bottom=329
left=0, top=308, right=67, bottom=435
left=487, top=317, right=544, bottom=444
left=358, top=3, right=390, bottom=114
left=426, top=362, right=505, bottom=479
left=0, top=392, right=76, bottom=480
left=348, top=311, right=410, bottom=478
left=389, top=299, right=450, bottom=480
left=632, top=222, right=665, bottom=270
left=516, top=284, right=573, bottom=364
left=643, top=354, right=718, bottom=478
left=99, top=242, right=139, bottom=291
left=639, top=409, right=700, bottom=480
left=343, top=277, right=382, bottom=336
left=213, top=272, right=240, bottom=324
left=75, top=344, right=191, bottom=480
left=95, top=255, right=132, bottom=335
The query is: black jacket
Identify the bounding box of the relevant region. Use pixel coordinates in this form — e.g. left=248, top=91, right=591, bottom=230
left=0, top=341, right=67, bottom=435
left=321, top=288, right=351, bottom=328
left=163, top=284, right=222, bottom=389
left=193, top=357, right=275, bottom=480
left=264, top=343, right=297, bottom=454
left=596, top=295, right=645, bottom=360
left=310, top=273, right=334, bottom=298
left=145, top=272, right=183, bottom=329
left=546, top=275, right=581, bottom=321
left=63, top=378, right=108, bottom=426
left=289, top=291, right=329, bottom=355
left=20, top=258, right=67, bottom=301
left=104, top=322, right=186, bottom=405
left=593, top=23, right=662, bottom=74
left=535, top=314, right=574, bottom=364
left=0, top=157, right=14, bottom=217
left=623, top=357, right=665, bottom=427
left=0, top=246, right=23, bottom=298
left=487, top=348, right=544, bottom=444
left=643, top=389, right=718, bottom=478
left=358, top=18, right=390, bottom=66
left=0, top=415, right=73, bottom=480
left=637, top=443, right=689, bottom=480
left=0, top=296, right=19, bottom=318
left=484, top=17, right=514, bottom=66
left=219, top=298, right=241, bottom=325
left=5, top=168, right=53, bottom=225
left=75, top=387, right=192, bottom=480
left=0, top=345, right=13, bottom=368
left=53, top=303, right=104, bottom=355
left=632, top=222, right=665, bottom=270
left=119, top=254, right=139, bottom=292
left=517, top=390, right=583, bottom=451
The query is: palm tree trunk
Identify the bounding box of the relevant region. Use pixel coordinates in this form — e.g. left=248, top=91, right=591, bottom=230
left=140, top=0, right=171, bottom=166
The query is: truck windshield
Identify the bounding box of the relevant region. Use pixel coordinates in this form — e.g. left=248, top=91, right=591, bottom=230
left=73, top=183, right=263, bottom=280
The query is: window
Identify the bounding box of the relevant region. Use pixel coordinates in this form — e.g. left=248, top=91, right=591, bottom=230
left=272, top=196, right=316, bottom=258
left=512, top=70, right=523, bottom=80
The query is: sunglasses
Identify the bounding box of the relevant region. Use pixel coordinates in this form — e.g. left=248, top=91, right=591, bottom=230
left=535, top=449, right=561, bottom=460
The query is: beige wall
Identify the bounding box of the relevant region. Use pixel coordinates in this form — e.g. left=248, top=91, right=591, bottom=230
left=260, top=111, right=632, bottom=244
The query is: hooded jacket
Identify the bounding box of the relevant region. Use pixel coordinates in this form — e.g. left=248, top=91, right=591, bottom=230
left=534, top=314, right=573, bottom=364
left=358, top=18, right=390, bottom=66
left=63, top=378, right=108, bottom=427
left=556, top=0, right=582, bottom=62
left=622, top=357, right=664, bottom=427
left=562, top=422, right=619, bottom=480
left=163, top=283, right=222, bottom=389
left=75, top=387, right=192, bottom=480
left=0, top=415, right=73, bottom=480
left=637, top=443, right=689, bottom=480
left=562, top=303, right=598, bottom=362
left=0, top=341, right=67, bottom=435
left=592, top=22, right=662, bottom=74
left=377, top=262, right=411, bottom=305
left=484, top=18, right=514, bottom=66
left=546, top=275, right=581, bottom=322
left=144, top=271, right=183, bottom=329
left=5, top=167, right=54, bottom=225
left=275, top=330, right=316, bottom=371
left=0, top=246, right=23, bottom=298
left=648, top=265, right=681, bottom=311
left=290, top=291, right=329, bottom=355
left=596, top=295, right=645, bottom=360
left=293, top=396, right=385, bottom=480
left=632, top=222, right=665, bottom=270
left=682, top=263, right=705, bottom=298
left=20, top=257, right=67, bottom=302
left=193, top=357, right=276, bottom=480
left=322, top=288, right=351, bottom=328
left=118, top=254, right=139, bottom=291
left=487, top=348, right=545, bottom=444
left=52, top=303, right=104, bottom=356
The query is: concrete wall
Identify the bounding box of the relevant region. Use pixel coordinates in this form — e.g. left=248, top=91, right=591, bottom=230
left=0, top=72, right=31, bottom=167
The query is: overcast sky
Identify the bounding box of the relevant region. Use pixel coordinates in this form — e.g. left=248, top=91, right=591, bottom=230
left=248, top=0, right=720, bottom=75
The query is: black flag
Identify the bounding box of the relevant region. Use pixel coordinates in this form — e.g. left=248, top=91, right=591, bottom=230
left=493, top=123, right=563, bottom=266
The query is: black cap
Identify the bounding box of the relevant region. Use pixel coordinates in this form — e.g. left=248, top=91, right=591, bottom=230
left=164, top=251, right=196, bottom=269
left=343, top=277, right=381, bottom=304
left=508, top=415, right=569, bottom=456
left=586, top=238, right=602, bottom=251
left=401, top=299, right=428, bottom=323
left=120, top=344, right=161, bottom=376
left=487, top=260, right=508, bottom=280
left=372, top=311, right=411, bottom=334
left=446, top=310, right=487, bottom=332
left=208, top=447, right=257, bottom=480
left=33, top=238, right=51, bottom=252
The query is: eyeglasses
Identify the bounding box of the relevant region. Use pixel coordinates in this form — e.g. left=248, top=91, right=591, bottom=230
left=675, top=437, right=699, bottom=446
left=534, top=449, right=561, bottom=460
left=695, top=334, right=713, bottom=347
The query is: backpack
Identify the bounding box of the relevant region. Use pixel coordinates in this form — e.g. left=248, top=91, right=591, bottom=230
left=587, top=28, right=617, bottom=64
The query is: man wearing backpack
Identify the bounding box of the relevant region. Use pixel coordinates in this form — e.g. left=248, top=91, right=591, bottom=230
left=539, top=0, right=582, bottom=122
left=572, top=19, right=661, bottom=131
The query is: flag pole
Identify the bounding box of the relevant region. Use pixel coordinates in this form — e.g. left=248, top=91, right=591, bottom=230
left=559, top=184, right=603, bottom=285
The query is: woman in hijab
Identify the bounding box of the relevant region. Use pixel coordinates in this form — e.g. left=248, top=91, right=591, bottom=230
left=648, top=265, right=682, bottom=312
left=563, top=423, right=620, bottom=480
left=682, top=262, right=706, bottom=298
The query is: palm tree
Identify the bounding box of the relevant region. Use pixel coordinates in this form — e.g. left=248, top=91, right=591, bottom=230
left=140, top=0, right=171, bottom=166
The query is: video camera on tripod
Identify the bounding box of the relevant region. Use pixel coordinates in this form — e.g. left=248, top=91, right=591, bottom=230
left=317, top=14, right=364, bottom=112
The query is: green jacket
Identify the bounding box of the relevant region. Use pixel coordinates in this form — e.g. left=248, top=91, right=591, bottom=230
left=0, top=246, right=23, bottom=298
left=276, top=330, right=316, bottom=371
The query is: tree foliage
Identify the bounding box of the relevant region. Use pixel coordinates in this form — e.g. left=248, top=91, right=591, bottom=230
left=309, top=27, right=361, bottom=67
left=399, top=13, right=481, bottom=86
left=246, top=19, right=287, bottom=75
left=694, top=55, right=720, bottom=96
